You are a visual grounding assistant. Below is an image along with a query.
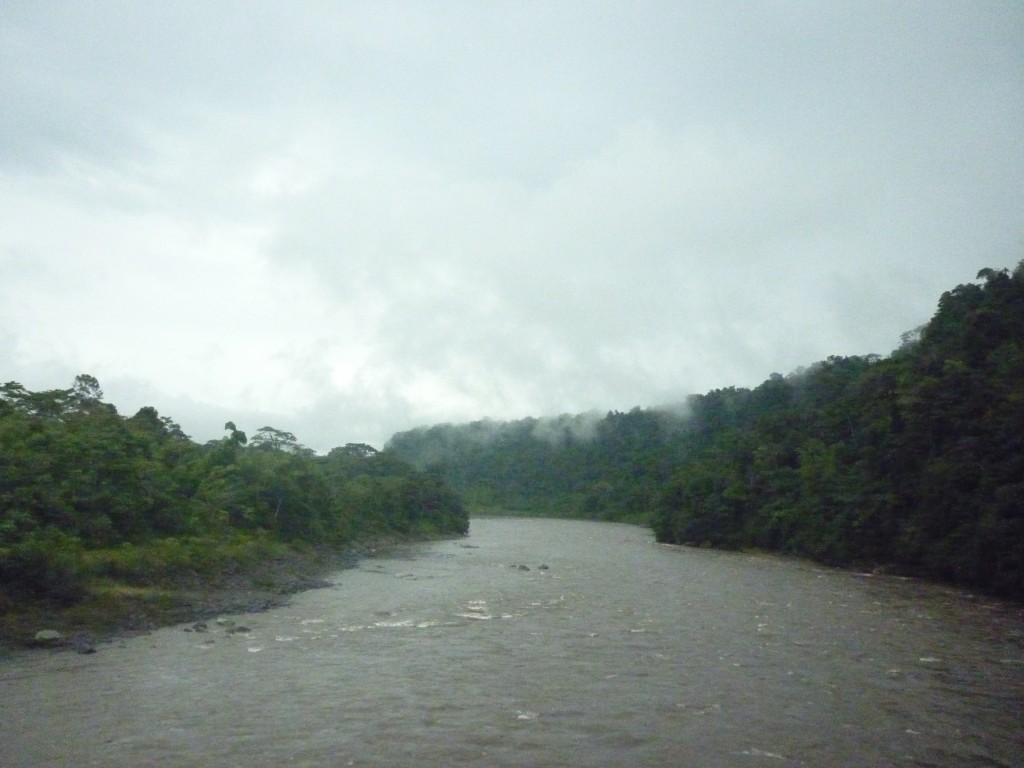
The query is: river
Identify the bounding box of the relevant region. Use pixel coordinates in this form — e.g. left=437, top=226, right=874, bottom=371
left=1, top=518, right=1022, bottom=767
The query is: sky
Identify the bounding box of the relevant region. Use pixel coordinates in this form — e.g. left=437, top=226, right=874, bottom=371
left=2, top=2, right=1022, bottom=452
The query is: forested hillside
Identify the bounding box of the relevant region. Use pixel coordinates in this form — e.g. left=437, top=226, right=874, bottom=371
left=389, top=264, right=1024, bottom=599
left=388, top=409, right=684, bottom=522
left=0, top=380, right=467, bottom=610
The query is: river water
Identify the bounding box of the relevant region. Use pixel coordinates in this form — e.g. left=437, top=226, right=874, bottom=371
left=1, top=518, right=1022, bottom=767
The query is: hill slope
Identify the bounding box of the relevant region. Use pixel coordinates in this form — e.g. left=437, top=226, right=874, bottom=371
left=389, top=264, right=1024, bottom=599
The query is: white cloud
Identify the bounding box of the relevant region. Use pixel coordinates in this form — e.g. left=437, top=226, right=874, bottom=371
left=1, top=2, right=1021, bottom=450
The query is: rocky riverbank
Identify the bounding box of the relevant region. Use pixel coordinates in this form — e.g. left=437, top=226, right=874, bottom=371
left=0, top=542, right=389, bottom=655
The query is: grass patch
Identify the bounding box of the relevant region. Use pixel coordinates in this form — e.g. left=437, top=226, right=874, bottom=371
left=79, top=532, right=291, bottom=585
left=0, top=533, right=332, bottom=651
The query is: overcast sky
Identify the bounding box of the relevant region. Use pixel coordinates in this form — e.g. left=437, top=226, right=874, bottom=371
left=2, top=2, right=1022, bottom=451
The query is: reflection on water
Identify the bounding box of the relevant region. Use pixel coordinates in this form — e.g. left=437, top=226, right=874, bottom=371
left=2, top=518, right=1022, bottom=767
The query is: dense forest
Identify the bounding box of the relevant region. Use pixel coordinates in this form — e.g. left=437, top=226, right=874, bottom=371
left=389, top=264, right=1024, bottom=599
left=3, top=265, right=1021, bottom=620
left=0, top=380, right=468, bottom=612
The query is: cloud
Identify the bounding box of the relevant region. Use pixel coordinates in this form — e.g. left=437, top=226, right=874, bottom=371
left=1, top=2, right=1022, bottom=451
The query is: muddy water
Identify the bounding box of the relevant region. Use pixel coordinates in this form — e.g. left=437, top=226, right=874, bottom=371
left=1, top=518, right=1022, bottom=767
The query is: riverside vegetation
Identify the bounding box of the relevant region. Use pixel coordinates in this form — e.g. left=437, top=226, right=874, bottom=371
left=3, top=264, right=1021, bottom=651
left=389, top=264, right=1024, bottom=600
left=0, top=384, right=468, bottom=649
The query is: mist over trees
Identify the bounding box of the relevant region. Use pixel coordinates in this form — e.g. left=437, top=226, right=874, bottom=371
left=388, top=410, right=681, bottom=522
left=389, top=264, right=1024, bottom=599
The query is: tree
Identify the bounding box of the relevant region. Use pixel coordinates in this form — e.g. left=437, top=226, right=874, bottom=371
left=330, top=443, right=379, bottom=459
left=224, top=422, right=248, bottom=446
left=250, top=426, right=301, bottom=453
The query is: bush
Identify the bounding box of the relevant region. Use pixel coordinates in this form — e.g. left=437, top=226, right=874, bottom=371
left=0, top=528, right=87, bottom=604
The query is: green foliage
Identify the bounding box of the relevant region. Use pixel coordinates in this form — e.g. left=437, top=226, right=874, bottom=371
left=654, top=264, right=1024, bottom=598
left=390, top=263, right=1024, bottom=599
left=0, top=386, right=468, bottom=607
left=0, top=527, right=87, bottom=604
left=80, top=532, right=289, bottom=585
left=388, top=409, right=680, bottom=522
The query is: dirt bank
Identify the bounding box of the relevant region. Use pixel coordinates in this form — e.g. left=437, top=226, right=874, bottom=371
left=0, top=543, right=388, bottom=654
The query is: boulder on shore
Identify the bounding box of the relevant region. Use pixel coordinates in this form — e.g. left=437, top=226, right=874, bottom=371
left=32, top=629, right=63, bottom=647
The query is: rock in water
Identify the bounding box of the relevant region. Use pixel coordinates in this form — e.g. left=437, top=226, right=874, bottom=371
left=32, top=630, right=63, bottom=647
left=72, top=636, right=97, bottom=655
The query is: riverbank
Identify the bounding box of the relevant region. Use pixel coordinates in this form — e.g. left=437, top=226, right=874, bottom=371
left=0, top=540, right=397, bottom=655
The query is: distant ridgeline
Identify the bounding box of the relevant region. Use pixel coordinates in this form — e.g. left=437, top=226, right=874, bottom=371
left=388, top=264, right=1024, bottom=599
left=0, top=382, right=467, bottom=604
